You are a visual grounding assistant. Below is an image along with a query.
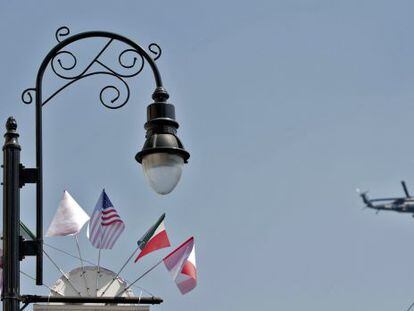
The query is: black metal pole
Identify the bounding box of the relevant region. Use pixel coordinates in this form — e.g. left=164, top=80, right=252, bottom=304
left=35, top=88, right=43, bottom=286
left=20, top=295, right=163, bottom=305
left=2, top=117, right=21, bottom=311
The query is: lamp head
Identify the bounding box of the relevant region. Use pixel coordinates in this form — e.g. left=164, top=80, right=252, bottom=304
left=136, top=88, right=190, bottom=195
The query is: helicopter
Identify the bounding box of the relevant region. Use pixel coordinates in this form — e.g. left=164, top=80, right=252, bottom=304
left=358, top=181, right=414, bottom=216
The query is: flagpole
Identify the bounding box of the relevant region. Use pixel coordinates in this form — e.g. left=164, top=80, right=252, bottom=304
left=43, top=251, right=82, bottom=296
left=96, top=248, right=101, bottom=296
left=20, top=270, right=63, bottom=296
left=100, top=245, right=140, bottom=297
left=106, top=213, right=169, bottom=297
left=44, top=242, right=96, bottom=266
left=115, top=258, right=164, bottom=297
left=96, top=189, right=103, bottom=296
left=74, top=235, right=91, bottom=296
left=42, top=243, right=156, bottom=296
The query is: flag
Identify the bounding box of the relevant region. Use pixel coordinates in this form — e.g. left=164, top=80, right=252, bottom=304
left=46, top=190, right=90, bottom=237
left=88, top=189, right=125, bottom=249
left=134, top=213, right=170, bottom=263
left=163, top=237, right=197, bottom=295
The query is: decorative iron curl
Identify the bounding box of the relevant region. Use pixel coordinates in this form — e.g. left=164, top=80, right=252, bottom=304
left=22, top=88, right=36, bottom=105
left=100, top=82, right=129, bottom=110
left=22, top=27, right=165, bottom=110
left=86, top=72, right=130, bottom=109
left=119, top=49, right=144, bottom=72
left=39, top=71, right=130, bottom=109
left=51, top=50, right=80, bottom=79
left=95, top=48, right=145, bottom=78
left=50, top=39, right=114, bottom=81
left=148, top=43, right=162, bottom=61
left=55, top=26, right=71, bottom=43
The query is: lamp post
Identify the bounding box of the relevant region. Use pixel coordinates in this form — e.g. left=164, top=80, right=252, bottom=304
left=2, top=26, right=190, bottom=311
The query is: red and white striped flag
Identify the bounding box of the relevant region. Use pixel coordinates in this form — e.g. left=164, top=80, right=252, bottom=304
left=163, top=237, right=197, bottom=295
left=88, top=189, right=125, bottom=249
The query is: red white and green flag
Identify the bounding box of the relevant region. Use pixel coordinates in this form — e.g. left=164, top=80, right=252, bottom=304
left=163, top=237, right=197, bottom=295
left=134, top=213, right=170, bottom=263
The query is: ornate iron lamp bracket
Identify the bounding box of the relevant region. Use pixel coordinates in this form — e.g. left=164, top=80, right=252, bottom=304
left=22, top=26, right=164, bottom=109
left=18, top=26, right=169, bottom=285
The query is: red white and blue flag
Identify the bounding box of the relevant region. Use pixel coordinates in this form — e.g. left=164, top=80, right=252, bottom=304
left=88, top=189, right=125, bottom=249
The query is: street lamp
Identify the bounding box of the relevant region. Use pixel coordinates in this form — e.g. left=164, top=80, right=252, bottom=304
left=2, top=26, right=190, bottom=311
left=136, top=93, right=190, bottom=195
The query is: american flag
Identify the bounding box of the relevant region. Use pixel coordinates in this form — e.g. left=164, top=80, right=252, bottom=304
left=88, top=189, right=125, bottom=249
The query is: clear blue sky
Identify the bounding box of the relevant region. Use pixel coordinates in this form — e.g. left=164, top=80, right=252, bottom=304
left=2, top=0, right=414, bottom=310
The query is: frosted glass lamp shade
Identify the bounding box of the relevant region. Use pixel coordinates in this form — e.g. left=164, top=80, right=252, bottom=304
left=142, top=153, right=184, bottom=195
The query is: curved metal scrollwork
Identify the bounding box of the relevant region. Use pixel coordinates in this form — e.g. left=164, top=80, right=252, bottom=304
left=22, top=26, right=163, bottom=110
left=55, top=26, right=71, bottom=43
left=148, top=43, right=162, bottom=61
left=96, top=48, right=145, bottom=78
left=22, top=88, right=36, bottom=105
left=51, top=50, right=79, bottom=80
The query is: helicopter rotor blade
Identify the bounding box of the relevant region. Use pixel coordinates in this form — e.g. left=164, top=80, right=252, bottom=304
left=402, top=181, right=410, bottom=198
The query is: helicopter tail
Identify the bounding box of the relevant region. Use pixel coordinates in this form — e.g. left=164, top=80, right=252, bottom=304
left=356, top=188, right=373, bottom=207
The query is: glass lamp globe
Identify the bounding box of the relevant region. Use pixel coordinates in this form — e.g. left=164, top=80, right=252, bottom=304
left=142, top=152, right=184, bottom=195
